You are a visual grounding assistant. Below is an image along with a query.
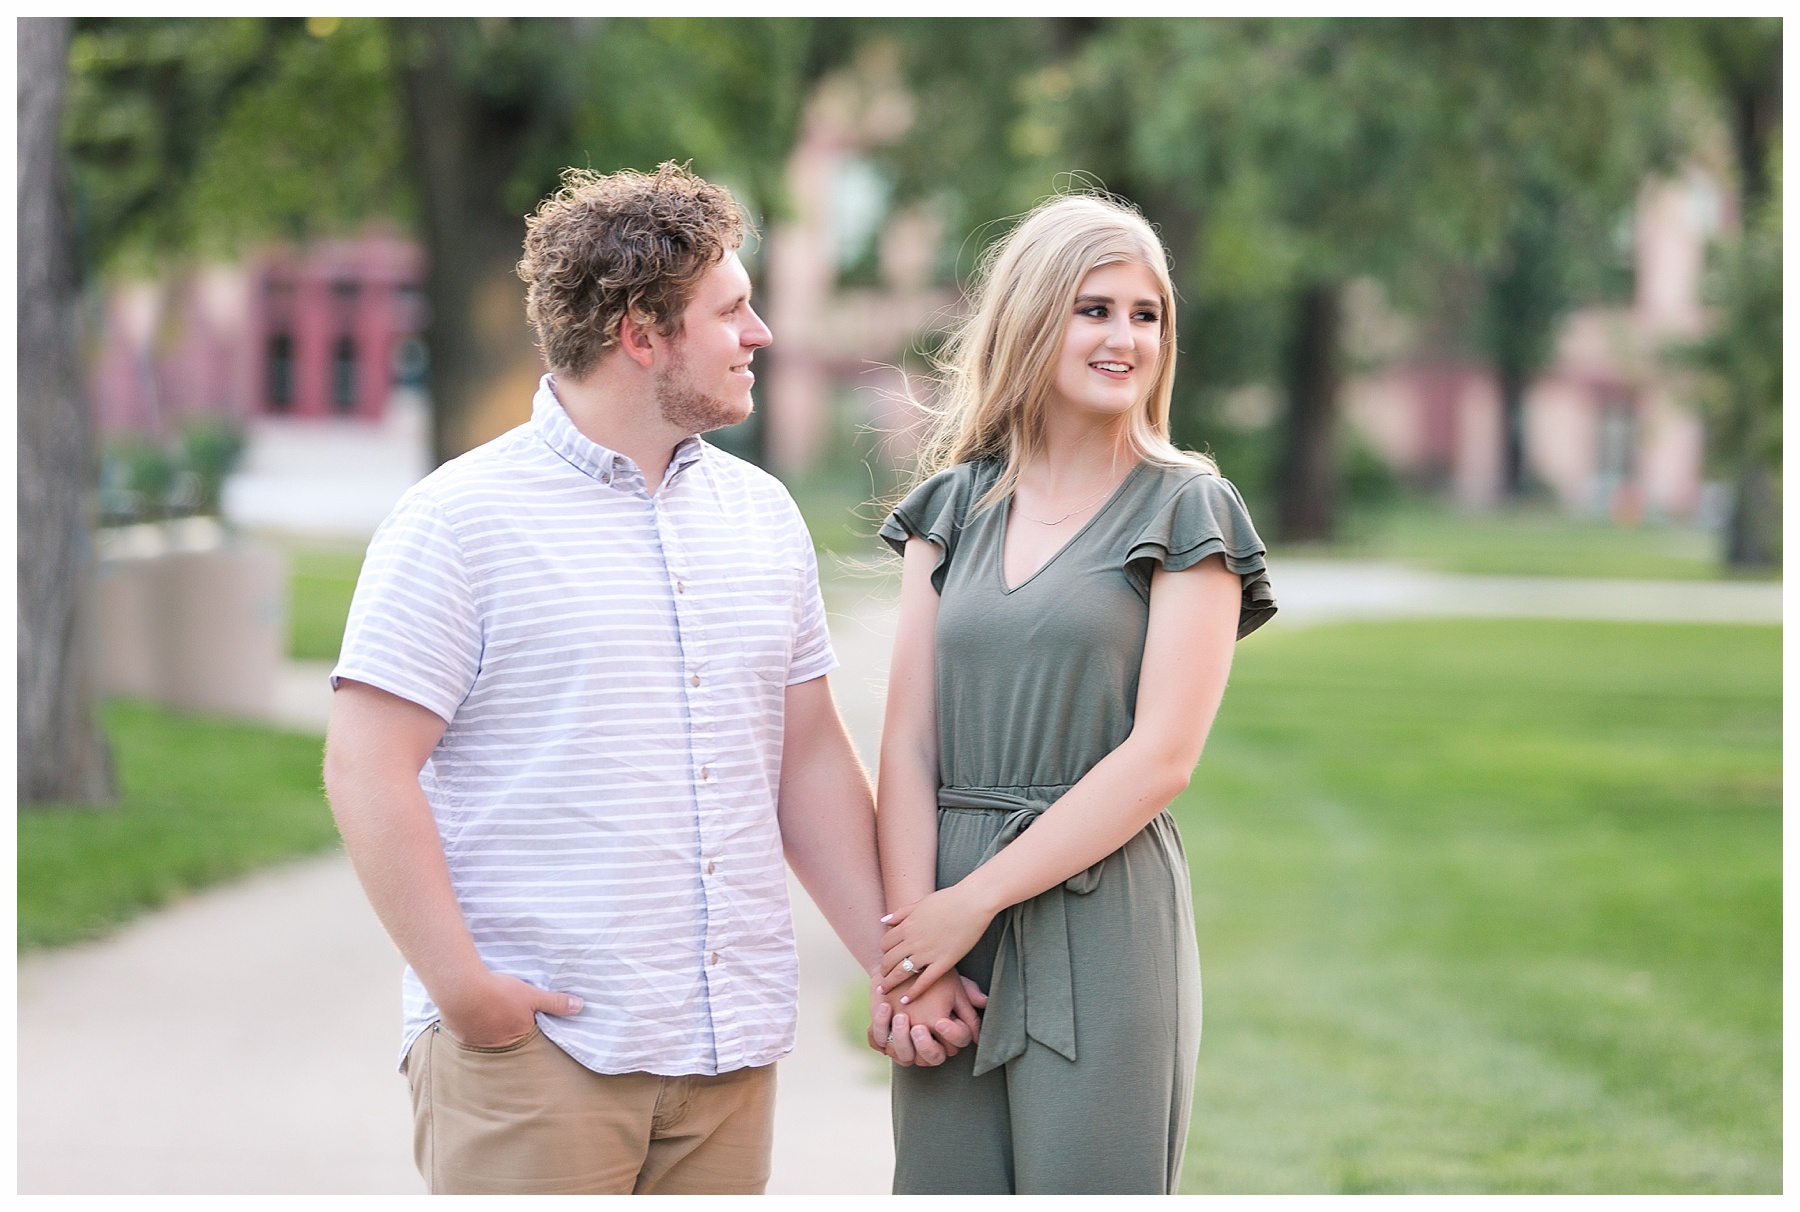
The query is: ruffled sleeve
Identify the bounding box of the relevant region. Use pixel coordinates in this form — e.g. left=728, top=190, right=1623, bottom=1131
left=879, top=463, right=982, bottom=594
left=1125, top=471, right=1277, bottom=639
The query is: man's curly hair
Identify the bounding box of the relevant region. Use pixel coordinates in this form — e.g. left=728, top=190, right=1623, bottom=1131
left=517, top=162, right=749, bottom=378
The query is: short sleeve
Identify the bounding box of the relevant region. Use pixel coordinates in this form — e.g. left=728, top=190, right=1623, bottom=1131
left=788, top=521, right=839, bottom=685
left=1125, top=472, right=1278, bottom=639
left=878, top=464, right=980, bottom=594
left=331, top=491, right=483, bottom=723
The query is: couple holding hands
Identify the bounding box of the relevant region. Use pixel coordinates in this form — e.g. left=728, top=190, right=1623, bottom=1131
left=325, top=161, right=1274, bottom=1196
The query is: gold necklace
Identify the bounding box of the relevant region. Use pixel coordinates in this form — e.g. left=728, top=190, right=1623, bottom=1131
left=1014, top=478, right=1118, bottom=526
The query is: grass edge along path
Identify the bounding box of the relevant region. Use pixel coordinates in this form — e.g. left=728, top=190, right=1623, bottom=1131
left=18, top=700, right=339, bottom=950
left=1176, top=618, right=1778, bottom=1193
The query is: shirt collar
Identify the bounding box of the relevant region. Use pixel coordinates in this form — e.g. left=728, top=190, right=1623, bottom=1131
left=531, top=374, right=708, bottom=492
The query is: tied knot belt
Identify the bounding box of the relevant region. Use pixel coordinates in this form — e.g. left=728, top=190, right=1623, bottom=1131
left=937, top=786, right=1104, bottom=1077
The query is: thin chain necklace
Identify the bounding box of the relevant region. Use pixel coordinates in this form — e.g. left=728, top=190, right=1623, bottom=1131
left=1014, top=475, right=1121, bottom=526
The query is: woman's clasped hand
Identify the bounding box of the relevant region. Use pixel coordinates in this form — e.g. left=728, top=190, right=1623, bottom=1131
left=876, top=885, right=996, bottom=1002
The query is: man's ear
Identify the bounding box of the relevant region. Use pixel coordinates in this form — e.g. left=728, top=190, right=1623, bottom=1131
left=617, top=311, right=660, bottom=371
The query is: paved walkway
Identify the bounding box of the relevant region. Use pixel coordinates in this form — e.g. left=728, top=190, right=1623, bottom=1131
left=1264, top=559, right=1781, bottom=627
left=16, top=561, right=1777, bottom=1194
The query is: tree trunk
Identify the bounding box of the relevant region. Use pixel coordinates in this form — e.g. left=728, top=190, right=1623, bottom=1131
left=1728, top=54, right=1780, bottom=215
left=1275, top=282, right=1342, bottom=543
left=1720, top=36, right=1781, bottom=572
left=394, top=19, right=556, bottom=465
left=18, top=17, right=116, bottom=804
left=1499, top=364, right=1528, bottom=498
left=1725, top=456, right=1779, bottom=572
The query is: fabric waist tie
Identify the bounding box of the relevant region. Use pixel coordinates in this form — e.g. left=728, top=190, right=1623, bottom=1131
left=937, top=786, right=1104, bottom=1077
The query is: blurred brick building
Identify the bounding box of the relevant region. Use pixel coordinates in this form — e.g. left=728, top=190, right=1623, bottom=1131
left=88, top=232, right=432, bottom=536
left=1341, top=167, right=1726, bottom=521
left=91, top=230, right=426, bottom=433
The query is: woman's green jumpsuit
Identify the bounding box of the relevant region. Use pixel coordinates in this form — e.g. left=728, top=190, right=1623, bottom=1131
left=879, top=458, right=1276, bottom=1194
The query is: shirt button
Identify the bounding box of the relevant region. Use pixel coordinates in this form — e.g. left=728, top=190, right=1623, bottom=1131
left=710, top=952, right=720, bottom=966
left=700, top=766, right=710, bottom=780
left=691, top=672, right=701, bottom=687
left=707, top=860, right=716, bottom=875
left=676, top=582, right=686, bottom=594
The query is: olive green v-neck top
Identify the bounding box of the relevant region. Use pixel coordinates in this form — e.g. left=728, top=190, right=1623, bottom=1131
left=879, top=458, right=1276, bottom=795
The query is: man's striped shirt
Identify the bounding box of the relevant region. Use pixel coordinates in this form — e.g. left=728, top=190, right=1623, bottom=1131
left=332, top=376, right=837, bottom=1077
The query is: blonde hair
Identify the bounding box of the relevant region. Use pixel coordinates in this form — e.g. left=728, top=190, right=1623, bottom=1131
left=912, top=191, right=1213, bottom=511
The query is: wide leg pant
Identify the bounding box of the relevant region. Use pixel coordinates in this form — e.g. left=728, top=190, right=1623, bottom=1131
left=890, top=808, right=1202, bottom=1194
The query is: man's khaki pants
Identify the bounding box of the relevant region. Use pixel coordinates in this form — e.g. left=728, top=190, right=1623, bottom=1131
left=403, top=1023, right=777, bottom=1194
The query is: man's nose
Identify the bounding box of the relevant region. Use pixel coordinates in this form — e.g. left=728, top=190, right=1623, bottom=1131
left=745, top=305, right=773, bottom=349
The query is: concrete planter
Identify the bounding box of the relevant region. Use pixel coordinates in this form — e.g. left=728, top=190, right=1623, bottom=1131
left=96, top=519, right=288, bottom=719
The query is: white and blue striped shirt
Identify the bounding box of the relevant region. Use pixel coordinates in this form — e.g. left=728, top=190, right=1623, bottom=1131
left=332, top=376, right=837, bottom=1077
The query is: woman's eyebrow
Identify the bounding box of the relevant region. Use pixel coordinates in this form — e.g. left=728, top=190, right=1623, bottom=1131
left=1073, top=293, right=1162, bottom=308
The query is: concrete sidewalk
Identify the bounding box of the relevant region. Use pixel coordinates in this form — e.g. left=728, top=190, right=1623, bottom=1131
left=1266, top=559, right=1781, bottom=627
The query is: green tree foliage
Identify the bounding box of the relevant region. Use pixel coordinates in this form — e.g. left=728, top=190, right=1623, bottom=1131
left=567, top=18, right=852, bottom=225
left=183, top=19, right=411, bottom=252
left=877, top=18, right=1071, bottom=259
left=1454, top=18, right=1680, bottom=499
left=62, top=17, right=866, bottom=462
left=63, top=17, right=407, bottom=274
left=881, top=18, right=1700, bottom=539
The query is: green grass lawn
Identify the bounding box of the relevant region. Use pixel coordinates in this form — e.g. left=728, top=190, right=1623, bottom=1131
left=1176, top=619, right=1779, bottom=1192
left=1299, top=502, right=1745, bottom=581
left=17, top=701, right=338, bottom=950
left=288, top=545, right=365, bottom=660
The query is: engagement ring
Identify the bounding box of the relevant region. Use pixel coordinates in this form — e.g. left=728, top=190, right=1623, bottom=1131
left=899, top=957, right=917, bottom=974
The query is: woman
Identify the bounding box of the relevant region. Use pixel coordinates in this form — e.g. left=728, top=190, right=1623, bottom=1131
left=871, top=193, right=1276, bottom=1194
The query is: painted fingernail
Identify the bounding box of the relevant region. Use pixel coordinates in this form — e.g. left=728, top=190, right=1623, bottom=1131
left=875, top=985, right=886, bottom=994
left=879, top=914, right=894, bottom=923
left=899, top=996, right=910, bottom=1004
left=567, top=997, right=584, bottom=1013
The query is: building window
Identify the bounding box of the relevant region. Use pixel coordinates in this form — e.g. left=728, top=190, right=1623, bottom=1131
left=332, top=335, right=358, bottom=412
left=392, top=337, right=428, bottom=386
left=1598, top=400, right=1636, bottom=485
left=267, top=333, right=294, bottom=412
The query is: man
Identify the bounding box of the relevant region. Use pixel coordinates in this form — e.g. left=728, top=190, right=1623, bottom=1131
left=323, top=162, right=980, bottom=1196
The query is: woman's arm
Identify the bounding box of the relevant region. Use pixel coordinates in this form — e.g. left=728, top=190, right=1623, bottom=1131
left=871, top=536, right=988, bottom=1059
left=877, top=536, right=946, bottom=914
left=876, top=553, right=1242, bottom=999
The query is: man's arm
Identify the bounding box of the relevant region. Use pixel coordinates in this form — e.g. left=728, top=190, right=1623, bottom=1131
left=778, top=675, right=975, bottom=1064
left=323, top=679, right=582, bottom=1048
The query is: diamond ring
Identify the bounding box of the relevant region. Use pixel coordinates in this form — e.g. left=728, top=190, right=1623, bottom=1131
left=899, top=957, right=917, bottom=974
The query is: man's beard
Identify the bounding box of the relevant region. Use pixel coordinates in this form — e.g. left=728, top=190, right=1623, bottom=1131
left=654, top=351, right=751, bottom=436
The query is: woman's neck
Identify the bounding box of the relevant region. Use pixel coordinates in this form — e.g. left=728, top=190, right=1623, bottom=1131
left=1022, top=411, right=1134, bottom=494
